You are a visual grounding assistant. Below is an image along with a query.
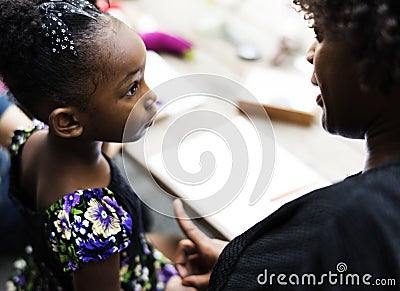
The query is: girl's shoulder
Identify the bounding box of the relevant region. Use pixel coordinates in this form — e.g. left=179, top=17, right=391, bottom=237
left=10, top=121, right=48, bottom=177
left=9, top=120, right=47, bottom=157
left=9, top=122, right=48, bottom=207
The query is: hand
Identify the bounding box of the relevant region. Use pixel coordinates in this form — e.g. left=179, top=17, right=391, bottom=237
left=165, top=275, right=197, bottom=291
left=173, top=199, right=229, bottom=290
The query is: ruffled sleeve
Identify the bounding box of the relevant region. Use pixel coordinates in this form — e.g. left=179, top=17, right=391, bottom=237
left=9, top=120, right=46, bottom=156
left=45, top=188, right=133, bottom=272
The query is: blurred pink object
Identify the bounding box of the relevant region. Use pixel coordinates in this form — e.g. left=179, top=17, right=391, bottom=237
left=97, top=3, right=193, bottom=58
left=139, top=32, right=193, bottom=58
left=0, top=82, right=5, bottom=95
left=96, top=0, right=112, bottom=11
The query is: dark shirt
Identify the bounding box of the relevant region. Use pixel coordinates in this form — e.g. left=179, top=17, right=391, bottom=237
left=210, top=159, right=400, bottom=290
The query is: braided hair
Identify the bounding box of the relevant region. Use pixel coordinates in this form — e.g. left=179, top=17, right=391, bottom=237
left=0, top=0, right=118, bottom=121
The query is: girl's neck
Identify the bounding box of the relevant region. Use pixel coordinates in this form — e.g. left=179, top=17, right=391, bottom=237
left=35, top=132, right=110, bottom=211
left=46, top=132, right=103, bottom=165
left=364, top=115, right=400, bottom=172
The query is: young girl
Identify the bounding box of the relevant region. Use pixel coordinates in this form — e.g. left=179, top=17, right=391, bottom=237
left=0, top=0, right=194, bottom=290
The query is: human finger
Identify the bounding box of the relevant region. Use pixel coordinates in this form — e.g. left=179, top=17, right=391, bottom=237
left=182, top=273, right=211, bottom=290
left=173, top=199, right=210, bottom=245
left=175, top=239, right=196, bottom=277
left=165, top=275, right=197, bottom=291
left=175, top=239, right=196, bottom=264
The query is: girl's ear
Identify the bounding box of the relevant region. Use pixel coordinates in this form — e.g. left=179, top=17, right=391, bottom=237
left=48, top=107, right=83, bottom=138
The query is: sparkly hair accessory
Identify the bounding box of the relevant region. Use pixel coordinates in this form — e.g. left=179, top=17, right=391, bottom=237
left=39, top=0, right=101, bottom=56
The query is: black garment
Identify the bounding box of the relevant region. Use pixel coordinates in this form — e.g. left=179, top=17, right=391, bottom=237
left=210, top=159, right=400, bottom=290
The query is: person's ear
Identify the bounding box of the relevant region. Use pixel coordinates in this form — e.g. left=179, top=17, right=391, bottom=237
left=48, top=107, right=83, bottom=138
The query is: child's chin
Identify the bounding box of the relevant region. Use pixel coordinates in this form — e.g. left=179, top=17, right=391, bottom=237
left=122, top=132, right=144, bottom=143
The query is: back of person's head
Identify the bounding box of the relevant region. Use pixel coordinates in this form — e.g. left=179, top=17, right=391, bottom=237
left=293, top=0, right=400, bottom=95
left=0, top=0, right=118, bottom=122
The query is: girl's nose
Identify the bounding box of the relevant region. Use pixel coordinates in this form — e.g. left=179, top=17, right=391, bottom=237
left=142, top=81, right=157, bottom=111
left=144, top=90, right=157, bottom=112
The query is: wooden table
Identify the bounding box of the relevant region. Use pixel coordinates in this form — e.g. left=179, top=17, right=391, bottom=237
left=116, top=0, right=366, bottom=239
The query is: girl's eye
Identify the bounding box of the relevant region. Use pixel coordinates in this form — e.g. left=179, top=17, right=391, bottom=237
left=314, top=27, right=324, bottom=42
left=127, top=82, right=139, bottom=96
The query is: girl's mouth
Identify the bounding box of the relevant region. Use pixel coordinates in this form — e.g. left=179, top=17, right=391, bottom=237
left=316, top=94, right=324, bottom=107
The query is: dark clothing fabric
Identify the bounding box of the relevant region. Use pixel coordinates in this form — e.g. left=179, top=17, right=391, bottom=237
left=210, top=159, right=400, bottom=290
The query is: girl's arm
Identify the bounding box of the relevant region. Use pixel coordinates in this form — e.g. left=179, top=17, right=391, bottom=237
left=0, top=101, right=33, bottom=148
left=73, top=253, right=121, bottom=291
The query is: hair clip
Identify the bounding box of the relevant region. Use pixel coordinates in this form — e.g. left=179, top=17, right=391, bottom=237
left=39, top=0, right=101, bottom=56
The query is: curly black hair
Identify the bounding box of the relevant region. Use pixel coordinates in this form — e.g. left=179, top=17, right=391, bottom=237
left=293, top=0, right=400, bottom=95
left=0, top=0, right=118, bottom=122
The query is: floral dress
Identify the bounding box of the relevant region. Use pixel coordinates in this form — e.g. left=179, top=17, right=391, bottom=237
left=6, top=124, right=177, bottom=290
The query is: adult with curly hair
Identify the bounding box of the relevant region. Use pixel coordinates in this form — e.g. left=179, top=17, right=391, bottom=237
left=173, top=1, right=400, bottom=290
left=0, top=0, right=196, bottom=290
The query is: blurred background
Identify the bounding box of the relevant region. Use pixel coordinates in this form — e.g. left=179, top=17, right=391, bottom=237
left=1, top=0, right=366, bottom=286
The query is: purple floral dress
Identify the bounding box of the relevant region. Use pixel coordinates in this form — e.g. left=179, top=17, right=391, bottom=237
left=6, top=125, right=177, bottom=290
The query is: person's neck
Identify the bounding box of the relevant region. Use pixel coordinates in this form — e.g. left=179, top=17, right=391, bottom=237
left=364, top=116, right=400, bottom=172
left=35, top=132, right=109, bottom=211
left=46, top=132, right=103, bottom=165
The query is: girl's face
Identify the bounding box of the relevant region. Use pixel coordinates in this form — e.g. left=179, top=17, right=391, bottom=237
left=83, top=23, right=157, bottom=143
left=306, top=32, right=387, bottom=139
